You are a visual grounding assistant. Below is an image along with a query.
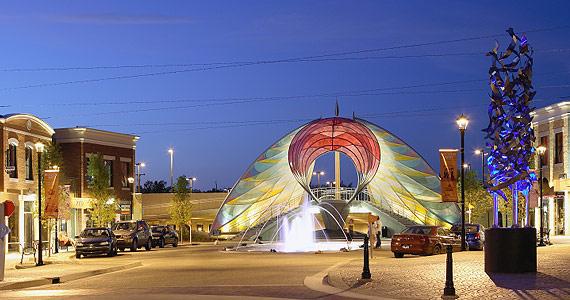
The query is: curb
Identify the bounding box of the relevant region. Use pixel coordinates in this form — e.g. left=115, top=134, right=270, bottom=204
left=303, top=260, right=395, bottom=300
left=0, top=261, right=142, bottom=291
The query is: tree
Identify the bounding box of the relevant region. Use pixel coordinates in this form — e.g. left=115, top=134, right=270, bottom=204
left=460, top=170, right=493, bottom=226
left=141, top=180, right=169, bottom=193
left=460, top=169, right=529, bottom=227
left=170, top=176, right=193, bottom=244
left=87, top=153, right=117, bottom=226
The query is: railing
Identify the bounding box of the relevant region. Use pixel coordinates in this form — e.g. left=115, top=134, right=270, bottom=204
left=310, top=187, right=371, bottom=202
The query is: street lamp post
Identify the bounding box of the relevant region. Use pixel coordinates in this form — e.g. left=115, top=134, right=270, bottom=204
left=135, top=162, right=146, bottom=193
left=537, top=145, right=546, bottom=247
left=186, top=177, right=197, bottom=245
left=456, top=114, right=469, bottom=251
left=313, top=171, right=325, bottom=188
left=35, top=142, right=44, bottom=266
left=168, top=149, right=174, bottom=190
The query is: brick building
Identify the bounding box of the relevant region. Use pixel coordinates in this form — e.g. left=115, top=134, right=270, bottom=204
left=53, top=127, right=139, bottom=234
left=1, top=113, right=54, bottom=252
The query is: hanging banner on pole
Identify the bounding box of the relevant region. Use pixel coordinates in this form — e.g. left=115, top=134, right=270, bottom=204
left=439, top=149, right=459, bottom=202
left=44, top=170, right=60, bottom=218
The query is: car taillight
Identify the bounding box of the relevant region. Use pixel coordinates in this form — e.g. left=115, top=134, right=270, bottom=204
left=474, top=233, right=480, bottom=240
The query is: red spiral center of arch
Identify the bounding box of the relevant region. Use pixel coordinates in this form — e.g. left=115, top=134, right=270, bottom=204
left=288, top=117, right=381, bottom=179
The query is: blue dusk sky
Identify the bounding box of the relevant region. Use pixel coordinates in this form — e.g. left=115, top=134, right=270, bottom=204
left=1, top=1, right=570, bottom=190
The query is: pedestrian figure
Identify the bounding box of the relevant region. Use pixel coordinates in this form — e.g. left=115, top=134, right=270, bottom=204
left=369, top=221, right=379, bottom=258
left=375, top=218, right=383, bottom=249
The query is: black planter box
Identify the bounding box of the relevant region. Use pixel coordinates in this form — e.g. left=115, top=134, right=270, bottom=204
left=484, top=227, right=537, bottom=273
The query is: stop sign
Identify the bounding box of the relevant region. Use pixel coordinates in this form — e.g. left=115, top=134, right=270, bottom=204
left=4, top=200, right=15, bottom=217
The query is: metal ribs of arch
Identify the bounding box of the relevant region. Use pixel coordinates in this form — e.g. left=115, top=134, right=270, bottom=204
left=288, top=117, right=381, bottom=202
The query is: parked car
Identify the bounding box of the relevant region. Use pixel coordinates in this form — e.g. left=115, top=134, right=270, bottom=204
left=450, top=223, right=485, bottom=250
left=112, top=220, right=152, bottom=252
left=75, top=227, right=118, bottom=258
left=151, top=225, right=179, bottom=248
left=391, top=225, right=462, bottom=258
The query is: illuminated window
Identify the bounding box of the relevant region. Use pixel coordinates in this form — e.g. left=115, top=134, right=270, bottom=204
left=25, top=146, right=33, bottom=180
left=105, top=160, right=114, bottom=187
left=197, top=224, right=204, bottom=232
left=540, top=136, right=549, bottom=165
left=555, top=133, right=563, bottom=164
left=6, top=139, right=18, bottom=178
left=121, top=162, right=131, bottom=188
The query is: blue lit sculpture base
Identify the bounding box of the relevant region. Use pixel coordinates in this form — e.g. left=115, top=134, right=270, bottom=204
left=484, top=227, right=537, bottom=273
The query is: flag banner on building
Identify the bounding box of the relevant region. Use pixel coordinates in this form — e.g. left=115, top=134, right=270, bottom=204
left=44, top=170, right=60, bottom=218
left=439, top=149, right=458, bottom=202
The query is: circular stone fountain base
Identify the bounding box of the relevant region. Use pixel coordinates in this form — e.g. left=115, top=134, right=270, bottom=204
left=229, top=240, right=362, bottom=253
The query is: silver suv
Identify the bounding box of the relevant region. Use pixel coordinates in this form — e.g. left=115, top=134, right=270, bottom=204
left=112, top=220, right=152, bottom=252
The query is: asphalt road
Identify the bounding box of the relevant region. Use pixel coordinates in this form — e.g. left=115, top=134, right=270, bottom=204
left=2, top=243, right=368, bottom=299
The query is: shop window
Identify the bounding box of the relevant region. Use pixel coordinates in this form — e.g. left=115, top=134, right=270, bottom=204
left=540, top=136, right=549, bottom=166
left=554, top=133, right=562, bottom=163
left=25, top=146, right=33, bottom=180
left=6, top=141, right=18, bottom=178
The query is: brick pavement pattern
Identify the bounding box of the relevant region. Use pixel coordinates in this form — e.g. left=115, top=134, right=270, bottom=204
left=328, top=244, right=570, bottom=299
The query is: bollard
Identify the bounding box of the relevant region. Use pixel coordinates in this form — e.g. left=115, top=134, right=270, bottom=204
left=442, top=244, right=457, bottom=298
left=361, top=235, right=371, bottom=280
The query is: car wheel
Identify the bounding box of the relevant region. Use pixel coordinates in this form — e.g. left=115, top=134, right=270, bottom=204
left=114, top=246, right=118, bottom=256
left=119, top=247, right=125, bottom=252
left=159, top=238, right=165, bottom=248
left=393, top=252, right=404, bottom=258
left=76, top=253, right=81, bottom=259
left=107, top=247, right=114, bottom=257
left=173, top=238, right=178, bottom=247
left=432, top=244, right=442, bottom=255
left=145, top=239, right=152, bottom=251
left=131, top=239, right=138, bottom=252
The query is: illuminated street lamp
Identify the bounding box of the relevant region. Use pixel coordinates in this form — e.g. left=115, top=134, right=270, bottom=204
left=135, top=162, right=146, bottom=193
left=186, top=176, right=197, bottom=192
left=326, top=181, right=332, bottom=188
left=313, top=171, right=325, bottom=187
left=537, top=145, right=547, bottom=246
left=168, top=148, right=174, bottom=190
left=34, top=142, right=44, bottom=266
left=456, top=114, right=469, bottom=251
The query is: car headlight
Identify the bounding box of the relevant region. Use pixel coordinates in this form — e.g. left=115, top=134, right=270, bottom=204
left=100, top=241, right=109, bottom=246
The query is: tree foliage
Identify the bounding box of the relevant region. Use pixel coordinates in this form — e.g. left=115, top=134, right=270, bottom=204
left=87, top=153, right=117, bottom=226
left=141, top=180, right=169, bottom=193
left=460, top=169, right=528, bottom=227
left=170, top=176, right=193, bottom=234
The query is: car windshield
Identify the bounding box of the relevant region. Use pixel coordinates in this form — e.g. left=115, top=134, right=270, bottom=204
left=152, top=226, right=165, bottom=233
left=403, top=227, right=433, bottom=235
left=113, top=222, right=136, bottom=231
left=451, top=224, right=479, bottom=233
left=80, top=229, right=109, bottom=238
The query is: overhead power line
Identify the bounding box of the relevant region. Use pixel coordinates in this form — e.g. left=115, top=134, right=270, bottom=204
left=2, top=48, right=569, bottom=73
left=1, top=24, right=569, bottom=92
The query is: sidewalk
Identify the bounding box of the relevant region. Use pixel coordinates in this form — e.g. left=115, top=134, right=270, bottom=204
left=1, top=250, right=141, bottom=290
left=326, top=244, right=570, bottom=299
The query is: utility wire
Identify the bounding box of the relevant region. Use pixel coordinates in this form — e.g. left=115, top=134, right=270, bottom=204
left=1, top=25, right=569, bottom=92
left=3, top=48, right=569, bottom=73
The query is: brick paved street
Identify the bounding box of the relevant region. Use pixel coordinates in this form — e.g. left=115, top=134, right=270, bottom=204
left=327, top=242, right=570, bottom=299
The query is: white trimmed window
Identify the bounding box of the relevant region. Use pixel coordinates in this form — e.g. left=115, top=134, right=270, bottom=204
left=6, top=138, right=18, bottom=178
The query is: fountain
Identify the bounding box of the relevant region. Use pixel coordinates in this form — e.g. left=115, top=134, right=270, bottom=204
left=279, top=200, right=317, bottom=252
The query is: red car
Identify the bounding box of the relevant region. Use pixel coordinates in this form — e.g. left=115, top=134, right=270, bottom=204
left=391, top=225, right=462, bottom=258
